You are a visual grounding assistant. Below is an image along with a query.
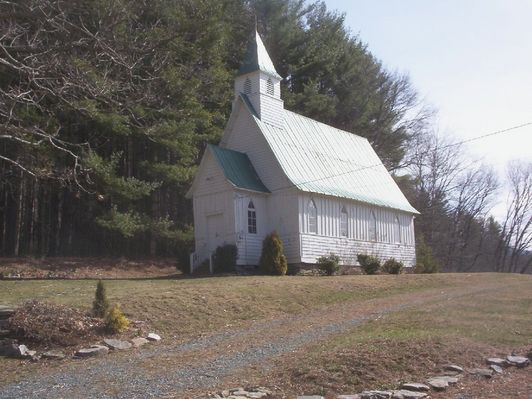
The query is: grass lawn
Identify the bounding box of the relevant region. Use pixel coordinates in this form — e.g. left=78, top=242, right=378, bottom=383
left=257, top=274, right=532, bottom=398
left=0, top=272, right=531, bottom=397
left=0, top=273, right=491, bottom=338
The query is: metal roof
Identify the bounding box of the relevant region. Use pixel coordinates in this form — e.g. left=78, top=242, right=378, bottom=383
left=237, top=31, right=282, bottom=79
left=245, top=103, right=418, bottom=214
left=208, top=144, right=270, bottom=193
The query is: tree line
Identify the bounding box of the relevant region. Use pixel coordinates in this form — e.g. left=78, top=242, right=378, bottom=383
left=0, top=0, right=530, bottom=273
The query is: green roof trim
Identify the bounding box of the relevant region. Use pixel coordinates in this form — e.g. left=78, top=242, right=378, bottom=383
left=208, top=144, right=270, bottom=193
left=237, top=31, right=282, bottom=79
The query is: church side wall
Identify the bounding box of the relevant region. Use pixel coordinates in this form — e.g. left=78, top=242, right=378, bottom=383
left=233, top=188, right=300, bottom=266
left=298, top=193, right=416, bottom=266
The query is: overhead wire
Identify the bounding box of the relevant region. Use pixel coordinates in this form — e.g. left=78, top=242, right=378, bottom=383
left=267, top=121, right=532, bottom=194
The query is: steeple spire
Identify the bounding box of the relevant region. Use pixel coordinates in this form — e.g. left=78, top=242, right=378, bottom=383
left=237, top=30, right=282, bottom=80
left=234, top=29, right=284, bottom=128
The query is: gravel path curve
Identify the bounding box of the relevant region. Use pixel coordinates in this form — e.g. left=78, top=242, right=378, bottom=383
left=0, top=284, right=498, bottom=399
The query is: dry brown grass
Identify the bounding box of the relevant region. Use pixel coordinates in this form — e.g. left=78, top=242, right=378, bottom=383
left=245, top=276, right=532, bottom=398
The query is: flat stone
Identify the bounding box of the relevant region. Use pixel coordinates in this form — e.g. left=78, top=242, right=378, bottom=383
left=230, top=390, right=248, bottom=396
left=360, top=391, right=392, bottom=399
left=42, top=350, right=66, bottom=360
left=0, top=341, right=20, bottom=357
left=246, top=393, right=267, bottom=399
left=433, top=375, right=459, bottom=384
left=470, top=368, right=493, bottom=378
left=400, top=383, right=430, bottom=392
left=255, top=387, right=272, bottom=395
left=0, top=306, right=15, bottom=319
left=103, top=338, right=132, bottom=350
left=444, top=364, right=464, bottom=373
left=297, top=397, right=325, bottom=399
left=76, top=345, right=109, bottom=358
left=486, top=357, right=507, bottom=367
left=426, top=377, right=448, bottom=391
left=131, top=337, right=149, bottom=348
left=490, top=364, right=503, bottom=374
left=507, top=355, right=530, bottom=368
left=227, top=396, right=248, bottom=399
left=147, top=333, right=161, bottom=341
left=391, top=390, right=428, bottom=399
left=337, top=396, right=361, bottom=399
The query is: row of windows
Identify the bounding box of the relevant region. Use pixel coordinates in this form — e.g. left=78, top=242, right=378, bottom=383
left=246, top=199, right=406, bottom=244
left=243, top=77, right=275, bottom=96
left=307, top=199, right=404, bottom=243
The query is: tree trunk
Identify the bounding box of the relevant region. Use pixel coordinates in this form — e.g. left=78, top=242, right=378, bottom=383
left=14, top=173, right=25, bottom=256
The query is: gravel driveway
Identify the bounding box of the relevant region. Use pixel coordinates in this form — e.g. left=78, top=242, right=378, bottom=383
left=0, top=285, right=495, bottom=399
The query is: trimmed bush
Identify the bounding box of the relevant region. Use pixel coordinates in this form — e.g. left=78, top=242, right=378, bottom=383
left=357, top=254, right=381, bottom=275
left=259, top=231, right=288, bottom=275
left=317, top=253, right=341, bottom=276
left=105, top=304, right=130, bottom=333
left=212, top=244, right=238, bottom=273
left=382, top=258, right=404, bottom=274
left=92, top=280, right=110, bottom=317
left=414, top=235, right=440, bottom=273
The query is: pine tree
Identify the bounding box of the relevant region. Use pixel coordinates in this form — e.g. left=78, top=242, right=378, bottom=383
left=92, top=280, right=110, bottom=317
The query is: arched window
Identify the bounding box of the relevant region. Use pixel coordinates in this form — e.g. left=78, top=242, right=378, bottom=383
left=308, top=200, right=317, bottom=234
left=369, top=211, right=377, bottom=241
left=266, top=78, right=274, bottom=95
left=247, top=200, right=257, bottom=234
left=244, top=78, right=252, bottom=94
left=340, top=206, right=348, bottom=237
left=394, top=216, right=401, bottom=243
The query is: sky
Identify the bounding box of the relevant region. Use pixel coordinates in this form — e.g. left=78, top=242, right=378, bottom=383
left=323, top=0, right=532, bottom=217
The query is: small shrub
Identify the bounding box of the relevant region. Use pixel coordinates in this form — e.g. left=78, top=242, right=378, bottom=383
left=414, top=235, right=440, bottom=273
left=382, top=258, right=404, bottom=274
left=212, top=244, right=238, bottom=273
left=317, top=253, right=341, bottom=276
left=357, top=254, right=381, bottom=275
left=259, top=231, right=288, bottom=275
left=92, top=280, right=110, bottom=317
left=105, top=304, right=130, bottom=333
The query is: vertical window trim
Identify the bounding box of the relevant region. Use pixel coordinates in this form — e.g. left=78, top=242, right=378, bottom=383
left=244, top=78, right=252, bottom=94
left=266, top=78, right=274, bottom=95
left=340, top=206, right=348, bottom=237
left=247, top=200, right=257, bottom=234
left=394, top=216, right=402, bottom=243
left=369, top=211, right=377, bottom=241
left=308, top=199, right=317, bottom=234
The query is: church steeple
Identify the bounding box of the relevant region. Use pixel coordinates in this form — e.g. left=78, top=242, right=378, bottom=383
left=234, top=30, right=284, bottom=128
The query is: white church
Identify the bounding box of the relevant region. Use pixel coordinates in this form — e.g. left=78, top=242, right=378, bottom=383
left=187, top=31, right=418, bottom=272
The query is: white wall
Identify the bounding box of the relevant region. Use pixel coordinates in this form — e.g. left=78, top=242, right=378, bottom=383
left=298, top=193, right=416, bottom=266
left=233, top=188, right=300, bottom=265
left=192, top=152, right=236, bottom=263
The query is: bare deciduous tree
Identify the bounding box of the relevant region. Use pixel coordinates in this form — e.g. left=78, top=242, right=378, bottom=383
left=497, top=161, right=532, bottom=273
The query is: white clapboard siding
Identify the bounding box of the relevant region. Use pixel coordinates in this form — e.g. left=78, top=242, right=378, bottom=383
left=192, top=153, right=236, bottom=262
left=221, top=99, right=290, bottom=191
left=233, top=188, right=300, bottom=265
left=298, top=193, right=416, bottom=266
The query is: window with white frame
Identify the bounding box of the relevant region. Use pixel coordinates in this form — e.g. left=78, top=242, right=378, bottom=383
left=369, top=211, right=377, bottom=241
left=308, top=199, right=317, bottom=234
left=394, top=216, right=401, bottom=243
left=247, top=200, right=257, bottom=234
left=340, top=206, right=348, bottom=237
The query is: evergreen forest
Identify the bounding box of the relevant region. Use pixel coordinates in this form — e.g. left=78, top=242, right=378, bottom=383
left=0, top=0, right=530, bottom=272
